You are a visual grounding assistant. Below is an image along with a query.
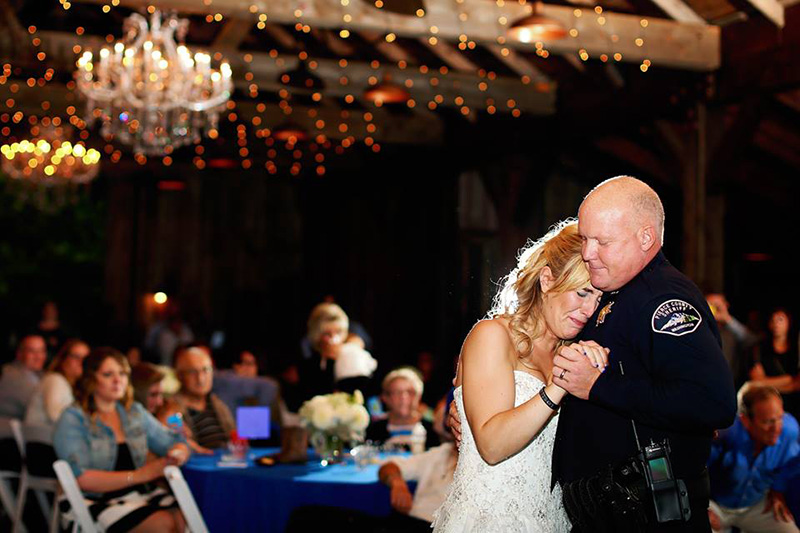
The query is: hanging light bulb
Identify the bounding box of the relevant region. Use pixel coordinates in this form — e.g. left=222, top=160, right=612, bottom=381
left=363, top=75, right=410, bottom=105
left=508, top=3, right=567, bottom=43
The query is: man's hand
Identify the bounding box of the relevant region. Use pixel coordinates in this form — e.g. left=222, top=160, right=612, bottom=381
left=706, top=294, right=731, bottom=325
left=379, top=463, right=413, bottom=514
left=448, top=399, right=462, bottom=447
left=764, top=490, right=794, bottom=523
left=389, top=480, right=413, bottom=514
left=553, top=344, right=604, bottom=400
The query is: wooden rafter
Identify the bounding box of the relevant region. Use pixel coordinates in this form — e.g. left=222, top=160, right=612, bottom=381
left=746, top=0, right=785, bottom=27
left=35, top=30, right=556, bottom=114
left=74, top=0, right=721, bottom=70
left=647, top=0, right=706, bottom=24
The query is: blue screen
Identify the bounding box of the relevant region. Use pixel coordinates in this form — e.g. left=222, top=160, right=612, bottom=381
left=236, top=406, right=271, bottom=439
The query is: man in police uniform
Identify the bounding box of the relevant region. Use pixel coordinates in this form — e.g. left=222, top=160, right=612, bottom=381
left=552, top=176, right=737, bottom=531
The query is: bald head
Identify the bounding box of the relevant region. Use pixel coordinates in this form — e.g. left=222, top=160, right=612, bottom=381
left=581, top=176, right=665, bottom=245
left=578, top=176, right=664, bottom=291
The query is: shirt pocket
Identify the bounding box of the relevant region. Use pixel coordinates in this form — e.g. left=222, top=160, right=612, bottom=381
left=89, top=437, right=113, bottom=470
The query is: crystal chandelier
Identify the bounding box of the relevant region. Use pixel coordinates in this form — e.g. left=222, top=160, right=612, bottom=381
left=74, top=10, right=233, bottom=155
left=1, top=136, right=101, bottom=185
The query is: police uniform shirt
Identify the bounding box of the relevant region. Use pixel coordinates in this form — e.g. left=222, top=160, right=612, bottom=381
left=553, top=251, right=737, bottom=486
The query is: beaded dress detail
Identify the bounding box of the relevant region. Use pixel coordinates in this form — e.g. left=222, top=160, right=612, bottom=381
left=432, top=371, right=570, bottom=532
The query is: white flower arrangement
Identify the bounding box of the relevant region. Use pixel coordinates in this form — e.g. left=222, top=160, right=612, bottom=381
left=299, top=390, right=370, bottom=444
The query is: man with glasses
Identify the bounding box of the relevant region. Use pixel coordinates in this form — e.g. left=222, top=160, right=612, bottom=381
left=367, top=368, right=439, bottom=451
left=708, top=384, right=800, bottom=532
left=159, top=346, right=235, bottom=450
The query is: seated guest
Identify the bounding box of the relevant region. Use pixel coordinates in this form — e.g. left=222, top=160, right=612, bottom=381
left=750, top=309, right=800, bottom=418
left=35, top=301, right=67, bottom=359
left=213, top=372, right=281, bottom=420
left=144, top=301, right=194, bottom=367
left=159, top=346, right=235, bottom=450
left=232, top=349, right=259, bottom=378
left=131, top=363, right=166, bottom=415
left=377, top=397, right=456, bottom=531
left=0, top=334, right=46, bottom=419
left=295, top=303, right=374, bottom=408
left=708, top=384, right=800, bottom=533
left=706, top=292, right=758, bottom=389
left=212, top=351, right=282, bottom=442
left=25, top=338, right=90, bottom=429
left=54, top=347, right=190, bottom=532
left=367, top=368, right=438, bottom=451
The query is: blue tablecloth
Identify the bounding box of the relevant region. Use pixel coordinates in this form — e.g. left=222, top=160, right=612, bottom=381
left=182, top=448, right=394, bottom=532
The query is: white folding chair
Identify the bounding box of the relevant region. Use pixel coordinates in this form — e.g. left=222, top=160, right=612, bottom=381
left=52, top=460, right=98, bottom=533
left=10, top=420, right=60, bottom=533
left=0, top=417, right=21, bottom=526
left=164, top=466, right=209, bottom=533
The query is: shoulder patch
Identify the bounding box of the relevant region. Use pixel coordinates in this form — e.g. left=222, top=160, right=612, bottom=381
left=651, top=299, right=702, bottom=336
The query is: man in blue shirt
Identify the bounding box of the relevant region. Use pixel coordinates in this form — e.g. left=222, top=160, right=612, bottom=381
left=708, top=384, right=800, bottom=532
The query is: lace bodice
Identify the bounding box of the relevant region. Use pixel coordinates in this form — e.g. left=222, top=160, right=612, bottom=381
left=432, top=371, right=570, bottom=532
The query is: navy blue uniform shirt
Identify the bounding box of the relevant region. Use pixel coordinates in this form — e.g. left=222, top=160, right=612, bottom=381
left=553, top=251, right=737, bottom=486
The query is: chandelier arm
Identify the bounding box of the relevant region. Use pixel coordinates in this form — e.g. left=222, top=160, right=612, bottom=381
left=126, top=13, right=150, bottom=51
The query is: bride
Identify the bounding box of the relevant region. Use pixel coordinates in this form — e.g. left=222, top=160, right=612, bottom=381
left=433, top=220, right=608, bottom=532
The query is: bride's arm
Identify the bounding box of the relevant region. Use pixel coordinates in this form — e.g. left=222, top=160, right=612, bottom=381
left=462, top=320, right=565, bottom=465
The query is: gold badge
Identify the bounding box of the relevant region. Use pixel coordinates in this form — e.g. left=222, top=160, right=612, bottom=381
left=596, top=301, right=614, bottom=326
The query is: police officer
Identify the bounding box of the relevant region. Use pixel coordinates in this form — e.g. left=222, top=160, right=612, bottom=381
left=552, top=176, right=737, bottom=531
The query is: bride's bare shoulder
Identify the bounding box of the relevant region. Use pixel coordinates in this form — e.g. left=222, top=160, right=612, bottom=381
left=463, top=317, right=514, bottom=349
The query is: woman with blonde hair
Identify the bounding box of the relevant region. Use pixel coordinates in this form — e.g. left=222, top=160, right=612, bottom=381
left=54, top=347, right=190, bottom=532
left=296, top=302, right=376, bottom=403
left=433, top=220, right=608, bottom=532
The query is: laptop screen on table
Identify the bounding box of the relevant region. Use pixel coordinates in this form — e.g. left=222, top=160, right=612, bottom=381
left=235, top=406, right=271, bottom=439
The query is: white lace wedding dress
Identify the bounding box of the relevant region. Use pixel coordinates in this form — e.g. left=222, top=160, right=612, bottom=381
left=432, top=371, right=571, bottom=532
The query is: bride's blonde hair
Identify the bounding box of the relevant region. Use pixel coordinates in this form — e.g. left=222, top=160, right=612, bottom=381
left=488, top=219, right=591, bottom=357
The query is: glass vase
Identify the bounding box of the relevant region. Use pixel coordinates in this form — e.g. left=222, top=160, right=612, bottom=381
left=310, top=432, right=345, bottom=466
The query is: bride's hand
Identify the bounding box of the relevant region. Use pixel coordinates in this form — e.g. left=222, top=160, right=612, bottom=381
left=577, top=341, right=610, bottom=371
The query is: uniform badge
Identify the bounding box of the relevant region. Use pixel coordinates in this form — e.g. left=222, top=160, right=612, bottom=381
left=596, top=301, right=614, bottom=326
left=651, top=299, right=702, bottom=336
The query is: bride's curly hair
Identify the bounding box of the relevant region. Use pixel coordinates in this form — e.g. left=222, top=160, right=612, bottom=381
left=488, top=219, right=592, bottom=357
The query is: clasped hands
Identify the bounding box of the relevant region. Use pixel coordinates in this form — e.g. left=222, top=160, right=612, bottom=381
left=448, top=341, right=610, bottom=444
left=552, top=340, right=609, bottom=400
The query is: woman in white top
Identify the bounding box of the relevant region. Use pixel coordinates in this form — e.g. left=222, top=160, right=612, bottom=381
left=25, top=338, right=90, bottom=428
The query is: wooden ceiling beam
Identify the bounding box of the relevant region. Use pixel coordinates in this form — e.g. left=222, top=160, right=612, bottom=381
left=647, top=0, right=707, bottom=24
left=313, top=28, right=356, bottom=57
left=486, top=45, right=551, bottom=83
left=423, top=40, right=479, bottom=73
left=212, top=18, right=255, bottom=50
left=73, top=0, right=721, bottom=70
left=36, top=31, right=556, bottom=114
left=746, top=0, right=785, bottom=27
left=358, top=31, right=415, bottom=64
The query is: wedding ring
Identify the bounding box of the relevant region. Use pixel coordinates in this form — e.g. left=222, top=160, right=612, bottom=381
left=559, top=368, right=568, bottom=380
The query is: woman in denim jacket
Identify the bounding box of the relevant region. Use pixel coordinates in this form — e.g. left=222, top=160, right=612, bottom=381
left=54, top=347, right=190, bottom=532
